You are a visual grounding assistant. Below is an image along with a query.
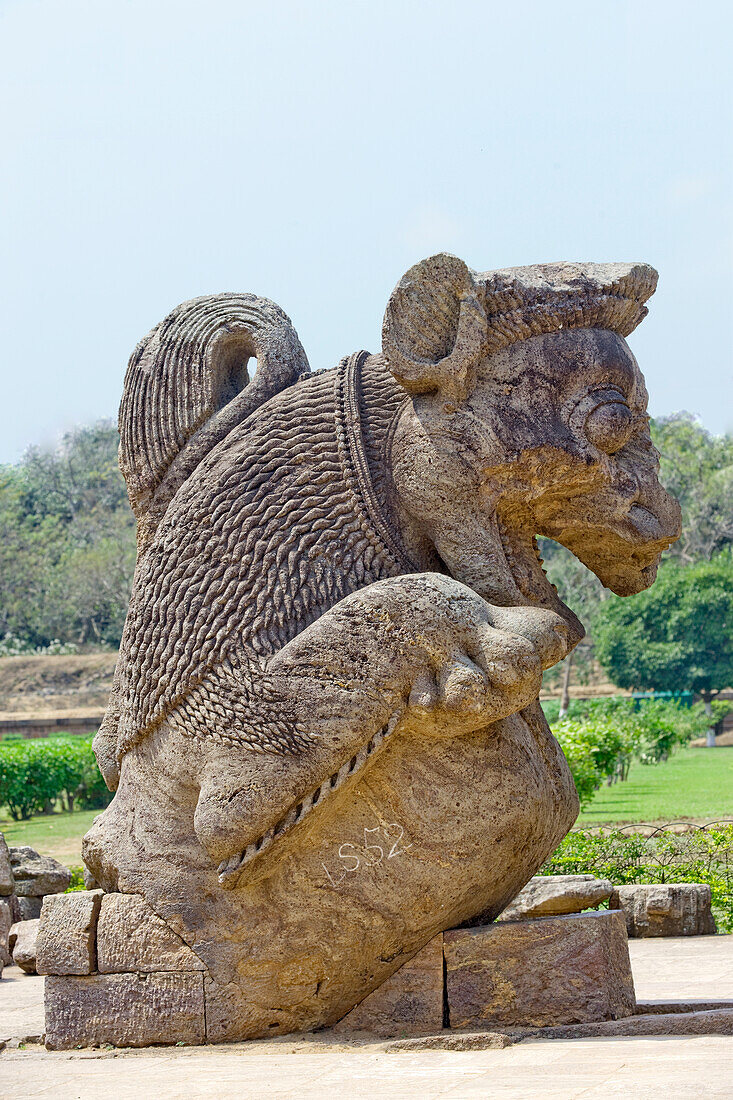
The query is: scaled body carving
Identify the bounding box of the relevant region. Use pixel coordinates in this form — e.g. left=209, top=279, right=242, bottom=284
left=84, top=255, right=680, bottom=1039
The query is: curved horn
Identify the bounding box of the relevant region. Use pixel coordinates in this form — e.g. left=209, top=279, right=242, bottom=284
left=382, top=253, right=488, bottom=401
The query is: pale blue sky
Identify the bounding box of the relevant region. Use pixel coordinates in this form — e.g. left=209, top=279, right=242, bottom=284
left=1, top=0, right=731, bottom=463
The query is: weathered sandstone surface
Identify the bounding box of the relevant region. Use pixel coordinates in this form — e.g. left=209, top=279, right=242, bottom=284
left=38, top=253, right=678, bottom=1043
left=610, top=883, right=717, bottom=937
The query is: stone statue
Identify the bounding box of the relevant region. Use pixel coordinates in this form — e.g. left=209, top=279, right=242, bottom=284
left=83, top=254, right=680, bottom=1040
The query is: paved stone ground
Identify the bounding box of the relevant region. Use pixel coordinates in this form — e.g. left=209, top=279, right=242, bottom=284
left=1, top=937, right=732, bottom=1099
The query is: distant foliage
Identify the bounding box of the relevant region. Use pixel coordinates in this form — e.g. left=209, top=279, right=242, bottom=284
left=0, top=634, right=78, bottom=658
left=543, top=824, right=733, bottom=932
left=0, top=736, right=111, bottom=820
left=653, top=414, right=733, bottom=565
left=0, top=421, right=135, bottom=649
left=593, top=554, right=733, bottom=696
left=543, top=697, right=732, bottom=807
left=66, top=866, right=86, bottom=892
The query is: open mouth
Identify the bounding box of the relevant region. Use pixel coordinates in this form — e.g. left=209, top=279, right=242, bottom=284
left=547, top=517, right=676, bottom=597
left=492, top=516, right=585, bottom=645
left=493, top=498, right=676, bottom=628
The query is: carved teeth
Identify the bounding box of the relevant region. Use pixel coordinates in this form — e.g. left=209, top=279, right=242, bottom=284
left=217, top=716, right=398, bottom=888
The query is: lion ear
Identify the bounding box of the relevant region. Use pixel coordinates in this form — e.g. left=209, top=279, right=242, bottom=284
left=382, top=253, right=487, bottom=401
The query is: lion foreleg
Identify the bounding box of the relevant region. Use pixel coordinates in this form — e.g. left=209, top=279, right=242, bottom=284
left=193, top=572, right=571, bottom=881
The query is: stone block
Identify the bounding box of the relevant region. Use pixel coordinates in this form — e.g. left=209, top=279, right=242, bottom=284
left=610, top=883, right=717, bottom=937
left=17, top=896, right=42, bottom=921
left=8, top=894, right=21, bottom=922
left=45, top=972, right=206, bottom=1049
left=0, top=899, right=13, bottom=966
left=10, top=918, right=39, bottom=974
left=335, top=935, right=444, bottom=1036
left=83, top=867, right=100, bottom=890
left=497, top=874, right=613, bottom=921
left=97, top=893, right=205, bottom=973
left=9, top=847, right=71, bottom=897
left=36, top=890, right=104, bottom=975
left=0, top=833, right=13, bottom=896
left=444, top=910, right=635, bottom=1028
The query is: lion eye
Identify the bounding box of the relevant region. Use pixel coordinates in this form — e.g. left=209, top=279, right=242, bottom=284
left=584, top=400, right=634, bottom=454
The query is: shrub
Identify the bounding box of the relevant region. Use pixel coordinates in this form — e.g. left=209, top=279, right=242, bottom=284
left=0, top=633, right=78, bottom=657
left=541, top=696, right=733, bottom=805
left=551, top=720, right=617, bottom=806
left=543, top=824, right=733, bottom=932
left=0, top=740, right=62, bottom=819
left=0, top=735, right=112, bottom=819
left=66, top=866, right=86, bottom=892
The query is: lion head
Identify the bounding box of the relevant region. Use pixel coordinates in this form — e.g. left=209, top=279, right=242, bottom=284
left=384, top=254, right=681, bottom=642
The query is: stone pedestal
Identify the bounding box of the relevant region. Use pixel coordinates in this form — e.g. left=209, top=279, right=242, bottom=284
left=45, top=973, right=206, bottom=1049
left=335, top=935, right=444, bottom=1036
left=444, top=910, right=635, bottom=1029
left=42, top=896, right=640, bottom=1046
left=41, top=892, right=207, bottom=1049
left=609, top=884, right=717, bottom=937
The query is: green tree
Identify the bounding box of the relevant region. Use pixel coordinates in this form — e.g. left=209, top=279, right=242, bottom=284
left=538, top=538, right=609, bottom=713
left=0, top=421, right=136, bottom=648
left=20, top=421, right=129, bottom=522
left=594, top=554, right=733, bottom=744
left=651, top=414, right=733, bottom=563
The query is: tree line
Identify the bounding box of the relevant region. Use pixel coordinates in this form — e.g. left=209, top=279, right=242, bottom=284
left=0, top=413, right=731, bottom=702
left=0, top=422, right=135, bottom=649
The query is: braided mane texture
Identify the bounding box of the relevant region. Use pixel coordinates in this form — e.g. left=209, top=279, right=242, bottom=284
left=114, top=358, right=409, bottom=759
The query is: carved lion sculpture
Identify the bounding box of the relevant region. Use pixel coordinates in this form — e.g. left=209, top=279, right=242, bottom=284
left=83, top=254, right=680, bottom=1040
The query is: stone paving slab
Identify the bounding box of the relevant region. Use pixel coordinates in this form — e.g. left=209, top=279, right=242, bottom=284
left=629, top=933, right=733, bottom=1002
left=0, top=965, right=44, bottom=1041
left=1, top=937, right=732, bottom=1098
left=1, top=1036, right=732, bottom=1099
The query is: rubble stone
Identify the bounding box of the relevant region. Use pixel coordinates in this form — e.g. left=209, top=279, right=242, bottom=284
left=10, top=918, right=40, bottom=974
left=610, top=883, right=717, bottom=937
left=496, top=874, right=613, bottom=921
left=0, top=899, right=13, bottom=966
left=445, top=910, right=635, bottom=1028
left=36, top=890, right=104, bottom=975
left=9, top=847, right=71, bottom=897
left=0, top=833, right=13, bottom=896
left=17, top=897, right=42, bottom=921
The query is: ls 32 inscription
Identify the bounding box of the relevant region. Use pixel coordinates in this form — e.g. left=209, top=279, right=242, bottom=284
left=322, top=823, right=412, bottom=887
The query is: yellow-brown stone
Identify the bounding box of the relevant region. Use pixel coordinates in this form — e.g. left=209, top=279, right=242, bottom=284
left=335, top=935, right=444, bottom=1036
left=444, top=911, right=635, bottom=1028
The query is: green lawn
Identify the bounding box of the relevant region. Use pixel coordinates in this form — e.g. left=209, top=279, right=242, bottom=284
left=579, top=746, right=733, bottom=825
left=0, top=807, right=100, bottom=866
left=1, top=747, right=731, bottom=866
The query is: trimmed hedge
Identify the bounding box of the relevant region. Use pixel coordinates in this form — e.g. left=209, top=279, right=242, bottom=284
left=543, top=824, right=733, bottom=933
left=543, top=697, right=732, bottom=807
left=0, top=736, right=111, bottom=820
